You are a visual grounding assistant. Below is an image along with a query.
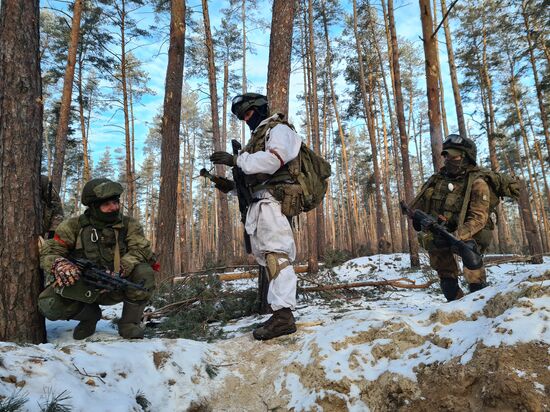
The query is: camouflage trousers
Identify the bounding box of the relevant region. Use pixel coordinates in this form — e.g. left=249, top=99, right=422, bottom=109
left=428, top=248, right=486, bottom=284
left=38, top=263, right=155, bottom=321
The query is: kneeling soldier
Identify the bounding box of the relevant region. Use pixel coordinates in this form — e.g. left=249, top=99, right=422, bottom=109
left=38, top=178, right=156, bottom=340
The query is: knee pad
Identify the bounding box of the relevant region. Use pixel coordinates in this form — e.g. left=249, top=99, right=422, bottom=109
left=265, top=253, right=290, bottom=281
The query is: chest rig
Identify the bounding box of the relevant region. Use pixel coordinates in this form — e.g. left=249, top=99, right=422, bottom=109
left=243, top=114, right=300, bottom=190
left=73, top=214, right=129, bottom=272
left=413, top=167, right=494, bottom=233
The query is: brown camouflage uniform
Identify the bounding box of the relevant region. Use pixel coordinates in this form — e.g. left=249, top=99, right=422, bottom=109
left=413, top=167, right=492, bottom=285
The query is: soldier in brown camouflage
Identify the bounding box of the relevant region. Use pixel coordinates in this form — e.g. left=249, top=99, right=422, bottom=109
left=411, top=134, right=492, bottom=301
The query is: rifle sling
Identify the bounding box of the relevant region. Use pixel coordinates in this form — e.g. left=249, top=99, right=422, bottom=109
left=114, top=229, right=121, bottom=273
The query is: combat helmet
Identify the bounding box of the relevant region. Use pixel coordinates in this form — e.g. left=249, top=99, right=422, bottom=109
left=441, top=134, right=477, bottom=166
left=81, top=178, right=124, bottom=206
left=231, top=93, right=269, bottom=120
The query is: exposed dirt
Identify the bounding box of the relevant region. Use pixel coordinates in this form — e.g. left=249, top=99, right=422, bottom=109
left=409, top=342, right=550, bottom=412
left=207, top=333, right=302, bottom=411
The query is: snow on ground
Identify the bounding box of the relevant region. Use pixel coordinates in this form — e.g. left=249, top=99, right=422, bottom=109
left=1, top=254, right=549, bottom=411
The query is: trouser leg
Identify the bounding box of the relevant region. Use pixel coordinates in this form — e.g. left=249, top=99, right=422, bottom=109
left=429, top=249, right=464, bottom=301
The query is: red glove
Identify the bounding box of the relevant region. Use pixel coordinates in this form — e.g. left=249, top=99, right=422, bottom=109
left=51, top=257, right=81, bottom=287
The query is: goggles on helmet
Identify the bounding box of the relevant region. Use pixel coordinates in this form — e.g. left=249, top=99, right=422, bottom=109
left=443, top=134, right=472, bottom=148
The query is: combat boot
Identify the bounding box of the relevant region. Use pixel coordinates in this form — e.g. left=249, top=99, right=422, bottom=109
left=118, top=301, right=147, bottom=339
left=440, top=278, right=464, bottom=302
left=253, top=308, right=297, bottom=341
left=72, top=304, right=102, bottom=340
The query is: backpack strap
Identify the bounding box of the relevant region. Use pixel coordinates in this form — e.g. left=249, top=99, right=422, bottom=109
left=457, top=169, right=483, bottom=228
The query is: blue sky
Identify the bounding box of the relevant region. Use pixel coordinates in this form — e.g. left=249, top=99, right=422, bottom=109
left=43, top=0, right=464, bottom=173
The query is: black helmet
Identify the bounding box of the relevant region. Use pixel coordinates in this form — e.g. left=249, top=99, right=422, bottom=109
left=81, top=178, right=124, bottom=206
left=442, top=134, right=477, bottom=165
left=231, top=93, right=269, bottom=120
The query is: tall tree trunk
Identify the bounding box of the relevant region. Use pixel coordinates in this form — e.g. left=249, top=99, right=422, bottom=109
left=202, top=0, right=230, bottom=264
left=241, top=0, right=247, bottom=144
left=320, top=4, right=356, bottom=254
left=388, top=0, right=420, bottom=267
left=440, top=0, right=467, bottom=138
left=304, top=0, right=319, bottom=271
left=521, top=1, right=550, bottom=164
left=419, top=0, right=444, bottom=172
left=0, top=0, right=46, bottom=343
left=432, top=0, right=448, bottom=137
left=377, top=84, right=398, bottom=252
left=352, top=0, right=387, bottom=252
left=77, top=51, right=90, bottom=182
left=480, top=15, right=513, bottom=252
left=266, top=0, right=295, bottom=116
left=517, top=179, right=544, bottom=263
left=117, top=0, right=135, bottom=216
left=156, top=0, right=186, bottom=281
left=51, top=0, right=83, bottom=191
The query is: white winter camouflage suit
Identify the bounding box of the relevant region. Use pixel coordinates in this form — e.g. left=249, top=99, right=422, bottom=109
left=237, top=114, right=301, bottom=311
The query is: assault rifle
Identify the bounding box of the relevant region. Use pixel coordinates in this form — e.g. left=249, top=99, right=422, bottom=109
left=68, top=257, right=148, bottom=292
left=230, top=139, right=253, bottom=254
left=400, top=200, right=483, bottom=270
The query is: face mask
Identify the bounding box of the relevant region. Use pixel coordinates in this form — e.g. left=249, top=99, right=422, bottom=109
left=444, top=157, right=465, bottom=176
left=89, top=203, right=121, bottom=226
left=246, top=110, right=265, bottom=131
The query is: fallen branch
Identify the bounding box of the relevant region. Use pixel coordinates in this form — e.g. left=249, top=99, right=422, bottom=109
left=143, top=297, right=200, bottom=320
left=173, top=265, right=310, bottom=283
left=72, top=363, right=106, bottom=384
left=299, top=277, right=436, bottom=292
left=484, top=254, right=548, bottom=266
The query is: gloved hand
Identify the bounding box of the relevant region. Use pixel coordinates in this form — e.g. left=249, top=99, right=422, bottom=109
left=214, top=176, right=235, bottom=194
left=210, top=151, right=236, bottom=167
left=509, top=180, right=521, bottom=199
left=412, top=214, right=423, bottom=232
left=51, top=257, right=81, bottom=287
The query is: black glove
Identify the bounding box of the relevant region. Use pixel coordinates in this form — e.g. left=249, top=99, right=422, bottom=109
left=210, top=151, right=236, bottom=167
left=412, top=214, right=423, bottom=232
left=214, top=176, right=235, bottom=194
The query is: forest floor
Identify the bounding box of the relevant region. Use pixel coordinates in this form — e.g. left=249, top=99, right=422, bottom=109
left=0, top=253, right=549, bottom=411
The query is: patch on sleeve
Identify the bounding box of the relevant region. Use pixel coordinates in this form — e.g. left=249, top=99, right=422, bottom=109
left=53, top=233, right=69, bottom=248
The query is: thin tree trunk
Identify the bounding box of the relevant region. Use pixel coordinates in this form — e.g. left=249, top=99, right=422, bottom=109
left=305, top=0, right=319, bottom=272
left=419, top=0, right=444, bottom=172
left=0, top=0, right=46, bottom=343
left=117, top=0, right=135, bottom=216
left=432, top=0, right=448, bottom=137
left=440, top=0, right=467, bottom=138
left=202, top=0, right=230, bottom=264
left=352, top=0, right=387, bottom=251
left=389, top=0, right=420, bottom=267
left=51, top=0, right=83, bottom=191
left=521, top=1, right=550, bottom=163
left=77, top=51, right=90, bottom=181
left=156, top=0, right=186, bottom=281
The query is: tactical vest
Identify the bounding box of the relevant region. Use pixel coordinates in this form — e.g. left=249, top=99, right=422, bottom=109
left=243, top=113, right=331, bottom=217
left=73, top=214, right=129, bottom=272
left=413, top=167, right=496, bottom=234
left=243, top=114, right=300, bottom=184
